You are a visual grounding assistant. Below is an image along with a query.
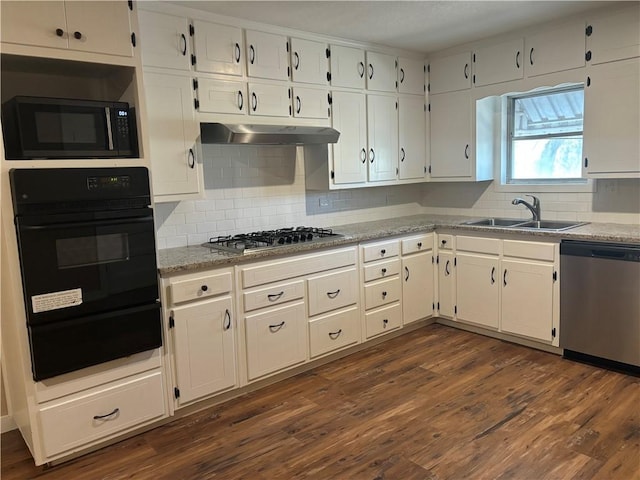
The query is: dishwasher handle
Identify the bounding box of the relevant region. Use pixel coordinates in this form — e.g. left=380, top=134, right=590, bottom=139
left=561, top=240, right=640, bottom=262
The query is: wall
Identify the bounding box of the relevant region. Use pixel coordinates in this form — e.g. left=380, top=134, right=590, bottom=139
left=154, top=144, right=426, bottom=249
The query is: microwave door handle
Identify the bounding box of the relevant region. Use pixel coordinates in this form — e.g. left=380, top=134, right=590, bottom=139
left=105, top=107, right=114, bottom=151
left=19, top=216, right=153, bottom=230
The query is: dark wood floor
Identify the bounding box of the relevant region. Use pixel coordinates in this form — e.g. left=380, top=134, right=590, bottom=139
left=2, top=324, right=639, bottom=479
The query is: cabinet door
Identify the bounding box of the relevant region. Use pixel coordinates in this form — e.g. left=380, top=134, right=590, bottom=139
left=197, top=78, right=246, bottom=115
left=456, top=253, right=500, bottom=329
left=501, top=259, right=554, bottom=342
left=331, top=91, right=368, bottom=184
left=292, top=87, right=329, bottom=119
left=587, top=4, right=640, bottom=65
left=245, top=302, right=307, bottom=381
left=248, top=83, right=291, bottom=117
left=330, top=44, right=366, bottom=89
left=398, top=57, right=425, bottom=95
left=402, top=251, right=434, bottom=325
left=291, top=37, right=329, bottom=85
left=398, top=96, right=426, bottom=180
left=139, top=10, right=191, bottom=70
left=583, top=58, right=640, bottom=177
left=193, top=20, right=242, bottom=76
left=429, top=52, right=471, bottom=94
left=430, top=90, right=472, bottom=178
left=172, top=296, right=236, bottom=405
left=245, top=30, right=289, bottom=80
left=525, top=20, right=585, bottom=77
left=366, top=51, right=397, bottom=92
left=1, top=1, right=67, bottom=49
left=437, top=251, right=455, bottom=319
left=472, top=38, right=523, bottom=87
left=64, top=1, right=133, bottom=57
left=144, top=72, right=201, bottom=197
left=367, top=95, right=399, bottom=182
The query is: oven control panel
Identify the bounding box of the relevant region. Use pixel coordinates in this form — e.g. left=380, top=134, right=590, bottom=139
left=87, top=175, right=131, bottom=191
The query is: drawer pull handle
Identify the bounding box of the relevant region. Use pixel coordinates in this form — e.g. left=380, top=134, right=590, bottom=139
left=201, top=285, right=208, bottom=292
left=383, top=319, right=389, bottom=327
left=382, top=291, right=387, bottom=298
left=269, top=321, right=285, bottom=332
left=417, top=242, right=422, bottom=248
left=445, top=260, right=451, bottom=276
left=267, top=291, right=284, bottom=301
left=327, top=289, right=341, bottom=299
left=328, top=329, right=342, bottom=339
left=93, top=408, right=120, bottom=420
left=380, top=249, right=386, bottom=256
left=223, top=309, right=231, bottom=330
left=381, top=268, right=387, bottom=275
left=405, top=266, right=410, bottom=282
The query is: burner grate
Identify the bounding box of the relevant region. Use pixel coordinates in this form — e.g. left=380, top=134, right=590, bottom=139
left=205, top=227, right=340, bottom=253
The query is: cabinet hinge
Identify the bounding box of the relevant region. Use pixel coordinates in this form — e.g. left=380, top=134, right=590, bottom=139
left=586, top=76, right=591, bottom=87
left=424, top=165, right=427, bottom=173
left=553, top=271, right=557, bottom=281
left=326, top=47, right=331, bottom=58
left=427, top=64, right=430, bottom=73
left=194, top=98, right=200, bottom=110
left=287, top=66, right=291, bottom=78
left=327, top=71, right=332, bottom=82
left=432, top=255, right=435, bottom=264
left=436, top=254, right=439, bottom=264
left=424, top=103, right=427, bottom=112
left=396, top=167, right=399, bottom=175
left=191, top=54, right=196, bottom=66
left=330, top=170, right=335, bottom=179
left=189, top=24, right=194, bottom=36
left=424, top=64, right=426, bottom=73
left=169, top=315, right=175, bottom=329
left=454, top=257, right=457, bottom=267
left=585, top=25, right=593, bottom=37
left=473, top=53, right=476, bottom=63
left=551, top=327, right=557, bottom=338
left=131, top=32, right=136, bottom=48
left=395, top=81, right=398, bottom=89
left=437, top=301, right=440, bottom=310
left=432, top=302, right=435, bottom=311
left=454, top=305, right=457, bottom=315
left=128, top=0, right=133, bottom=10
left=427, top=83, right=430, bottom=93
left=289, top=105, right=292, bottom=116
left=192, top=78, right=198, bottom=90
left=585, top=51, right=592, bottom=62
left=584, top=157, right=589, bottom=168
left=428, top=165, right=432, bottom=174
left=473, top=74, right=476, bottom=84
left=395, top=59, right=398, bottom=69
left=428, top=103, right=431, bottom=112
left=327, top=93, right=332, bottom=105
left=286, top=41, right=289, bottom=52
left=174, top=387, right=180, bottom=399
left=395, top=101, right=398, bottom=109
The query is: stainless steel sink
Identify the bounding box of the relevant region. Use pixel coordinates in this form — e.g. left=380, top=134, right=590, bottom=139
left=464, top=218, right=528, bottom=227
left=515, top=220, right=588, bottom=231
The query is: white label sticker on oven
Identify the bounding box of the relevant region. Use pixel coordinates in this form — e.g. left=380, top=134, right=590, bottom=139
left=31, top=288, right=83, bottom=313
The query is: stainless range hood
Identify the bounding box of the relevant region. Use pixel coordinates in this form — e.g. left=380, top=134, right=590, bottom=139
left=200, top=123, right=340, bottom=145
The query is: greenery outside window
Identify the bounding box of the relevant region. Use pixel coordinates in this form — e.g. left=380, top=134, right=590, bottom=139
left=507, top=86, right=586, bottom=185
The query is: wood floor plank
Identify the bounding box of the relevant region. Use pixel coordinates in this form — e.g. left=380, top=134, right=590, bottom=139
left=2, top=324, right=638, bottom=480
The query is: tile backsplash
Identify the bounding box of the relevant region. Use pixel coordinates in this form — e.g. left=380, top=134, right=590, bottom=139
left=154, top=145, right=640, bottom=250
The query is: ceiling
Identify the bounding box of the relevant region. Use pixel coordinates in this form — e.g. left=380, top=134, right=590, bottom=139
left=171, top=1, right=612, bottom=54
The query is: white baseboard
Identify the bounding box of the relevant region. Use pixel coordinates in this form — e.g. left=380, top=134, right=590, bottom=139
left=1, top=414, right=16, bottom=433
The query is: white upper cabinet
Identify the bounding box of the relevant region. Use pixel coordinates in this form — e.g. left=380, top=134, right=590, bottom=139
left=290, top=37, right=329, bottom=85
left=430, top=90, right=472, bottom=179
left=398, top=96, right=426, bottom=180
left=472, top=37, right=524, bottom=86
left=366, top=51, right=398, bottom=92
left=367, top=95, right=399, bottom=181
left=292, top=87, right=329, bottom=119
left=248, top=83, right=291, bottom=117
left=583, top=58, right=640, bottom=177
left=397, top=57, right=425, bottom=95
left=1, top=1, right=133, bottom=57
left=331, top=91, right=368, bottom=185
left=329, top=44, right=366, bottom=89
left=197, top=78, right=246, bottom=115
left=586, top=4, right=640, bottom=65
left=192, top=20, right=243, bottom=76
left=139, top=10, right=191, bottom=70
left=429, top=52, right=472, bottom=94
left=524, top=20, right=585, bottom=77
left=245, top=30, right=290, bottom=80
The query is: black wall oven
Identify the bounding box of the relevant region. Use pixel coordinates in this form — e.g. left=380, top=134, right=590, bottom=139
left=10, top=167, right=162, bottom=381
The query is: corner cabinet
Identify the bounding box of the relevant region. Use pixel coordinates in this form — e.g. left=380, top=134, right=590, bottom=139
left=401, top=234, right=435, bottom=325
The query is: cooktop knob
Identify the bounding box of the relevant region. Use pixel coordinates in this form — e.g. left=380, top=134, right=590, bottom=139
left=277, top=237, right=285, bottom=244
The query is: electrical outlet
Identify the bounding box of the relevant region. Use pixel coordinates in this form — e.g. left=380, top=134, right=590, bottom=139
left=319, top=197, right=330, bottom=208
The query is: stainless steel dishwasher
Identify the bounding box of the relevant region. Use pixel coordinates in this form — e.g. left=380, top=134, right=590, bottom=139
left=560, top=240, right=640, bottom=373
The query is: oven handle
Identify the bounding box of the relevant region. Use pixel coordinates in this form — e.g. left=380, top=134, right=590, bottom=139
left=19, top=215, right=153, bottom=230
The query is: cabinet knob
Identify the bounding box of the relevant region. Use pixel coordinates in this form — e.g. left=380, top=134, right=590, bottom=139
left=55, top=28, right=64, bottom=37
left=380, top=249, right=386, bottom=255
left=417, top=242, right=422, bottom=248
left=201, top=285, right=208, bottom=292
left=383, top=319, right=389, bottom=327
left=73, top=31, right=82, bottom=40
left=382, top=291, right=387, bottom=298
left=381, top=268, right=387, bottom=275
left=441, top=239, right=447, bottom=246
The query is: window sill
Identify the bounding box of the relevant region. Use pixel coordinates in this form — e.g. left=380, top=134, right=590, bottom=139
left=494, top=181, right=595, bottom=194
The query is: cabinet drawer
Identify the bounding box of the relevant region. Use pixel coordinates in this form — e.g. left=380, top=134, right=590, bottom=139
left=245, top=302, right=307, bottom=381
left=170, top=271, right=232, bottom=305
left=39, top=371, right=165, bottom=457
left=364, top=276, right=401, bottom=310
left=456, top=236, right=500, bottom=255
left=242, top=247, right=356, bottom=288
left=363, top=258, right=400, bottom=282
left=365, top=302, right=402, bottom=339
left=309, top=306, right=360, bottom=358
left=362, top=240, right=400, bottom=263
left=243, top=280, right=305, bottom=312
left=503, top=240, right=556, bottom=262
left=437, top=234, right=454, bottom=250
left=308, top=268, right=358, bottom=316
left=401, top=234, right=434, bottom=255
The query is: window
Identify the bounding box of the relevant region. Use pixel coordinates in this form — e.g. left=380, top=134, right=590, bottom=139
left=507, top=86, right=586, bottom=184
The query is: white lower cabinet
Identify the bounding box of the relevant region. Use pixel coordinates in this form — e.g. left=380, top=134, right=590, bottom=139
left=245, top=301, right=308, bottom=380
left=309, top=306, right=360, bottom=358
left=365, top=302, right=402, bottom=338
left=437, top=234, right=455, bottom=319
left=401, top=234, right=435, bottom=325
left=455, top=252, right=500, bottom=329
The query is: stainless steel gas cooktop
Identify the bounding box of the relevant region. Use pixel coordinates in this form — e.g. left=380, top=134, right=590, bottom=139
left=204, top=227, right=342, bottom=254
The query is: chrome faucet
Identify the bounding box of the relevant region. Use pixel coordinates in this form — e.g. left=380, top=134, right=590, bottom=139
left=512, top=195, right=541, bottom=221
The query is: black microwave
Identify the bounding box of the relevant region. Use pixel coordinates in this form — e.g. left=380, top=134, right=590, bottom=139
left=1, top=96, right=138, bottom=160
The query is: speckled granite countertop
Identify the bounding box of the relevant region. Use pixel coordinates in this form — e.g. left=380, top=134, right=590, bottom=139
left=158, top=214, right=640, bottom=275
